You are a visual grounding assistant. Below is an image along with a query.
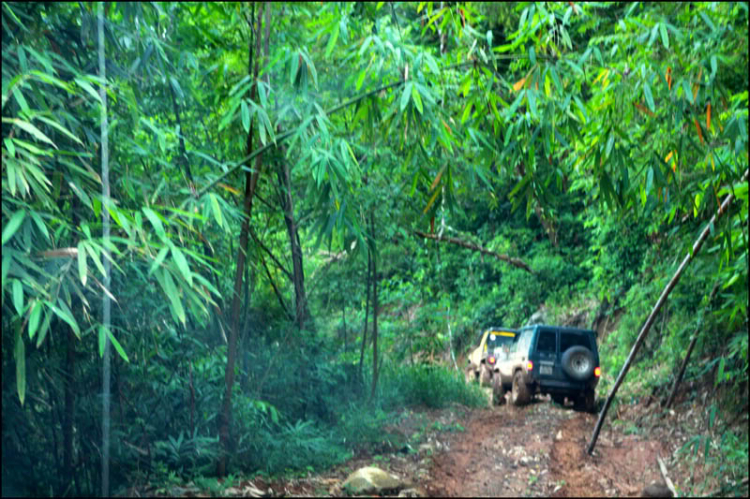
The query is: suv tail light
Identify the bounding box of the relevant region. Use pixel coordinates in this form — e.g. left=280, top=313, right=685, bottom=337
left=526, top=361, right=533, bottom=371
left=594, top=366, right=601, bottom=377
left=488, top=356, right=496, bottom=364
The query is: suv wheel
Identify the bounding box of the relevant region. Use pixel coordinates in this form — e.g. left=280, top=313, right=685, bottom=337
left=575, top=388, right=596, bottom=413
left=561, top=346, right=595, bottom=381
left=492, top=373, right=506, bottom=405
left=511, top=370, right=531, bottom=406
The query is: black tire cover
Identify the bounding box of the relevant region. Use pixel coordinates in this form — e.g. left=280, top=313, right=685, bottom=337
left=561, top=346, right=595, bottom=380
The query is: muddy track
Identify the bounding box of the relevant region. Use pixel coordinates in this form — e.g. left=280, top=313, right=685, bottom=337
left=420, top=397, right=667, bottom=497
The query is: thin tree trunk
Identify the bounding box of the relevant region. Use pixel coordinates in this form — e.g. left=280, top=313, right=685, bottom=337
left=370, top=212, right=379, bottom=401
left=587, top=168, right=749, bottom=455
left=664, top=283, right=719, bottom=409
left=343, top=305, right=347, bottom=353
left=98, top=4, right=112, bottom=496
left=664, top=335, right=698, bottom=410
left=358, top=249, right=372, bottom=382
left=63, top=328, right=75, bottom=495
left=218, top=2, right=265, bottom=477
left=277, top=158, right=312, bottom=329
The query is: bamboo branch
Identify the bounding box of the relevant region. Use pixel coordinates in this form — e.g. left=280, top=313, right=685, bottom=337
left=586, top=168, right=750, bottom=456
left=193, top=80, right=404, bottom=201
left=257, top=249, right=292, bottom=321
left=249, top=227, right=292, bottom=280
left=413, top=230, right=534, bottom=273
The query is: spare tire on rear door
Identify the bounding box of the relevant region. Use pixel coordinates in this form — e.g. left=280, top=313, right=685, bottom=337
left=561, top=346, right=595, bottom=381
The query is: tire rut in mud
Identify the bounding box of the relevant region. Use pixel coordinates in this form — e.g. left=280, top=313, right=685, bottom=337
left=424, top=399, right=574, bottom=497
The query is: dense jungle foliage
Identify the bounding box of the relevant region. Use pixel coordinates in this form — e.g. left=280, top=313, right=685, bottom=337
left=2, top=1, right=748, bottom=496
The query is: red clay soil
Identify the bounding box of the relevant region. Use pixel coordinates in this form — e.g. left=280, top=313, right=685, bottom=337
left=420, top=396, right=668, bottom=497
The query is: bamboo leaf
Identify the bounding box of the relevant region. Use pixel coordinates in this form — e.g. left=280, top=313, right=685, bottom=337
left=15, top=330, right=25, bottom=406
left=106, top=326, right=130, bottom=363
left=170, top=244, right=193, bottom=287
left=162, top=268, right=186, bottom=325
left=356, top=68, right=367, bottom=91
left=33, top=116, right=83, bottom=145
left=4, top=138, right=16, bottom=158
left=659, top=23, right=669, bottom=49
left=643, top=82, right=655, bottom=112
left=325, top=24, right=340, bottom=59
left=210, top=193, right=224, bottom=228
left=36, top=308, right=52, bottom=347
left=50, top=302, right=81, bottom=338
left=142, top=207, right=167, bottom=240
left=4, top=118, right=57, bottom=148
left=74, top=78, right=103, bottom=105
left=423, top=186, right=441, bottom=214
left=169, top=76, right=184, bottom=101
left=28, top=301, right=42, bottom=339
left=694, top=118, right=704, bottom=145
left=241, top=100, right=250, bottom=133
left=401, top=82, right=412, bottom=112
left=290, top=50, right=299, bottom=85
left=2, top=210, right=26, bottom=245
left=149, top=246, right=169, bottom=276
left=84, top=243, right=106, bottom=278
left=12, top=279, right=24, bottom=315
left=461, top=102, right=472, bottom=124
left=411, top=84, right=423, bottom=114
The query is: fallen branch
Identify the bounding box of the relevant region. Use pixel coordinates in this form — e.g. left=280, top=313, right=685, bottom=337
left=657, top=456, right=678, bottom=498
left=586, top=168, right=750, bottom=456
left=413, top=230, right=534, bottom=273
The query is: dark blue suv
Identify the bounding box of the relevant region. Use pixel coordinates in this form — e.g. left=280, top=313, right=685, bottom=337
left=496, top=325, right=601, bottom=411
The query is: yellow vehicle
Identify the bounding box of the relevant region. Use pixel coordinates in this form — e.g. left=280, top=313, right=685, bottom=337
left=465, top=328, right=517, bottom=404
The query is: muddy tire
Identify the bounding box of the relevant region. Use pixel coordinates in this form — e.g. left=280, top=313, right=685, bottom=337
left=492, top=372, right=506, bottom=405
left=511, top=370, right=531, bottom=406
left=575, top=388, right=596, bottom=413
left=479, top=363, right=492, bottom=387
left=561, top=346, right=595, bottom=381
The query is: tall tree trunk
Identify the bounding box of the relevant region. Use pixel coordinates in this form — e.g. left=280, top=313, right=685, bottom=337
left=98, top=4, right=112, bottom=496
left=358, top=249, right=371, bottom=382
left=369, top=212, right=379, bottom=401
left=217, top=2, right=267, bottom=477
left=63, top=328, right=76, bottom=495
left=276, top=159, right=312, bottom=330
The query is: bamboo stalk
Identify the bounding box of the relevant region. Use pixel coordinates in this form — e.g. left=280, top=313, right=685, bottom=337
left=586, top=168, right=749, bottom=455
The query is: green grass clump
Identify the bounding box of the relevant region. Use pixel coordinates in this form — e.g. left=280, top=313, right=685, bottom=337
left=377, top=362, right=487, bottom=409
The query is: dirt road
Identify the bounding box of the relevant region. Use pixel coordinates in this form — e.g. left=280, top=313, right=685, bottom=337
left=420, top=396, right=668, bottom=497
left=213, top=395, right=674, bottom=497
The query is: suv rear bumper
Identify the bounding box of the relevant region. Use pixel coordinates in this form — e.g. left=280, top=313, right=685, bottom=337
left=520, top=371, right=598, bottom=392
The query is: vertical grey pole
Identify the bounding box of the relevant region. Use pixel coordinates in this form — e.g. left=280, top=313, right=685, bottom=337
left=98, top=2, right=111, bottom=496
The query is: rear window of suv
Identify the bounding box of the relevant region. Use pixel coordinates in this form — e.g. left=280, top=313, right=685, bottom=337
left=560, top=332, right=591, bottom=352
left=537, top=330, right=556, bottom=353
